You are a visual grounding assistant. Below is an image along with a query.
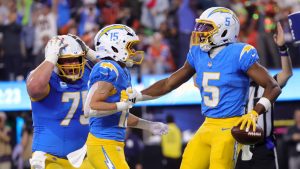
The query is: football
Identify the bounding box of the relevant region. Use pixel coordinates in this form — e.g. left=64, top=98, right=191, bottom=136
left=231, top=124, right=264, bottom=145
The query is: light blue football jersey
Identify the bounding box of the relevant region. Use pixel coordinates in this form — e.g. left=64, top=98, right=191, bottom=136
left=187, top=43, right=259, bottom=118
left=31, top=66, right=91, bottom=157
left=88, top=60, right=131, bottom=142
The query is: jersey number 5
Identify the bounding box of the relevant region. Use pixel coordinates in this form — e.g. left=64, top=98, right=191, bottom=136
left=60, top=91, right=89, bottom=126
left=202, top=72, right=220, bottom=107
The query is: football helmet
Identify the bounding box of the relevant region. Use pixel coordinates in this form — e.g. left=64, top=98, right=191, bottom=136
left=191, top=7, right=240, bottom=52
left=56, top=35, right=86, bottom=81
left=94, top=24, right=144, bottom=67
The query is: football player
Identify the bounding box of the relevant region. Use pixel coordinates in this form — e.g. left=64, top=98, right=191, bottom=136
left=127, top=7, right=282, bottom=169
left=26, top=35, right=97, bottom=169
left=83, top=24, right=168, bottom=169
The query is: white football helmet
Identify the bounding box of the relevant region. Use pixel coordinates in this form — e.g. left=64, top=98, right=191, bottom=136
left=191, top=7, right=240, bottom=52
left=55, top=35, right=86, bottom=81
left=94, top=24, right=144, bottom=67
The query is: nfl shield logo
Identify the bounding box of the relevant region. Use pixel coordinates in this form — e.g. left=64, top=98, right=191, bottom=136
left=60, top=81, right=68, bottom=88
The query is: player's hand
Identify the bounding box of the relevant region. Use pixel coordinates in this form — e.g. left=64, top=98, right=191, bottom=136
left=235, top=110, right=258, bottom=132
left=68, top=33, right=90, bottom=53
left=148, top=122, right=169, bottom=136
left=126, top=87, right=137, bottom=103
left=119, top=90, right=133, bottom=109
left=45, top=36, right=68, bottom=65
left=126, top=87, right=142, bottom=104
left=121, top=90, right=129, bottom=101
left=68, top=33, right=99, bottom=62
left=273, top=22, right=285, bottom=46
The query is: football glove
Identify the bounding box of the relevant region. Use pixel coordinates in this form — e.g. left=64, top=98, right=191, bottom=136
left=125, top=87, right=143, bottom=104
left=45, top=36, right=67, bottom=65
left=119, top=90, right=133, bottom=109
left=126, top=87, right=137, bottom=103
left=135, top=118, right=169, bottom=135
left=235, top=110, right=258, bottom=132
left=149, top=122, right=169, bottom=136
left=120, top=90, right=129, bottom=102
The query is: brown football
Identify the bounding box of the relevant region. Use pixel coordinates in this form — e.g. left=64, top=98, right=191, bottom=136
left=231, top=124, right=264, bottom=145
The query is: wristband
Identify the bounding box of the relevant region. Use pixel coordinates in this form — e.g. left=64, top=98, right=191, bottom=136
left=257, top=97, right=272, bottom=112
left=278, top=45, right=288, bottom=57
left=278, top=45, right=287, bottom=51
left=116, top=102, right=131, bottom=111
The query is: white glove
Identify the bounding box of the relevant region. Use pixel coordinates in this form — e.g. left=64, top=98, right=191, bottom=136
left=119, top=90, right=134, bottom=110
left=126, top=87, right=143, bottom=103
left=45, top=36, right=67, bottom=65
left=134, top=119, right=168, bottom=135
left=148, top=122, right=169, bottom=136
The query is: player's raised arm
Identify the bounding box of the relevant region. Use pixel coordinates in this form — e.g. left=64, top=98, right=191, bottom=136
left=273, top=22, right=293, bottom=87
left=26, top=36, right=67, bottom=100
left=140, top=61, right=196, bottom=99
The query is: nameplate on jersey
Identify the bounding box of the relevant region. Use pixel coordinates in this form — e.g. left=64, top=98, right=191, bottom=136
left=60, top=81, right=68, bottom=89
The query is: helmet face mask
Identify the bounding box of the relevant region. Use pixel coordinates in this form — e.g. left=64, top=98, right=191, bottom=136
left=191, top=7, right=240, bottom=52
left=55, top=35, right=86, bottom=81
left=57, top=54, right=86, bottom=81
left=94, top=24, right=144, bottom=67
left=191, top=19, right=218, bottom=51
left=125, top=40, right=144, bottom=65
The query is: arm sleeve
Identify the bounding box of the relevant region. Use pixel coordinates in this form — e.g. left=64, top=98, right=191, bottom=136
left=239, top=45, right=259, bottom=72
left=85, top=60, right=95, bottom=70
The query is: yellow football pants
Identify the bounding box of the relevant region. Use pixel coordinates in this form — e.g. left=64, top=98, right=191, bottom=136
left=33, top=153, right=93, bottom=169
left=180, top=117, right=241, bottom=169
left=86, top=133, right=129, bottom=169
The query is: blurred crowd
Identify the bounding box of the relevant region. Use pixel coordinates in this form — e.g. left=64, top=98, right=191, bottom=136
left=0, top=0, right=299, bottom=81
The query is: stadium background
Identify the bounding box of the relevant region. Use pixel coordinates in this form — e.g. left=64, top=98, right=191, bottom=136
left=0, top=0, right=299, bottom=169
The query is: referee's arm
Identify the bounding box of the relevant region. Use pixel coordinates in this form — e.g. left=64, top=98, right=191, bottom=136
left=273, top=22, right=293, bottom=88
left=275, top=49, right=293, bottom=88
